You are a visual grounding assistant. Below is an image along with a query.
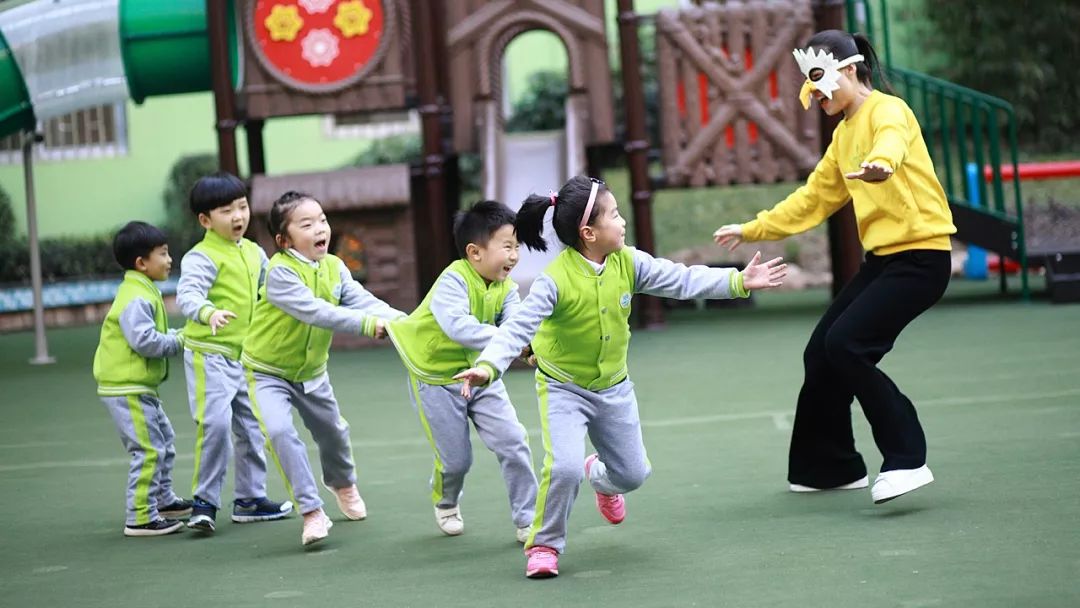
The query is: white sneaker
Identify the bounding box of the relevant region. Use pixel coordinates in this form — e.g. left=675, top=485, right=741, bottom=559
left=515, top=526, right=531, bottom=544
left=789, top=476, right=869, bottom=493
left=435, top=506, right=464, bottom=536
left=301, top=509, right=333, bottom=546
left=871, top=465, right=934, bottom=504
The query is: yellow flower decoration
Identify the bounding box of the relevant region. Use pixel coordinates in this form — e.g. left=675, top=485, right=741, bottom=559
left=265, top=5, right=304, bottom=42
left=334, top=0, right=374, bottom=38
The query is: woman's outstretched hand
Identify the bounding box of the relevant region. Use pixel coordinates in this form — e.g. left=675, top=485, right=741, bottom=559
left=845, top=161, right=894, bottom=183
left=713, top=224, right=744, bottom=251
left=453, top=367, right=492, bottom=399
left=740, top=251, right=787, bottom=290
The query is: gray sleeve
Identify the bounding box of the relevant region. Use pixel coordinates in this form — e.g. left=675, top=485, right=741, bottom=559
left=631, top=247, right=738, bottom=300
left=476, top=274, right=558, bottom=376
left=337, top=263, right=407, bottom=320
left=176, top=251, right=218, bottom=323
left=430, top=272, right=496, bottom=351
left=265, top=266, right=367, bottom=335
left=257, top=246, right=270, bottom=288
left=496, top=286, right=522, bottom=326
left=119, top=298, right=183, bottom=358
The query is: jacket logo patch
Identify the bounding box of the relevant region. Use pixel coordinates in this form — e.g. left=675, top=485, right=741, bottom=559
left=332, top=283, right=343, bottom=300
left=619, top=292, right=632, bottom=308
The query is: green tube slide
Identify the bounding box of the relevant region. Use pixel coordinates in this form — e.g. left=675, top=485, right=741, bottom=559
left=0, top=0, right=238, bottom=136
left=0, top=28, right=34, bottom=136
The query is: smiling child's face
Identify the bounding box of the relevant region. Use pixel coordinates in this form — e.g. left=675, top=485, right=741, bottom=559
left=282, top=199, right=331, bottom=261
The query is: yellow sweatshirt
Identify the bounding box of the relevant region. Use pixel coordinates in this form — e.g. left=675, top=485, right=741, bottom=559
left=742, top=90, right=955, bottom=255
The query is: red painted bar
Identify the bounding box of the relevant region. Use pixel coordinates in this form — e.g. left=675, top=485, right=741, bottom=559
left=985, top=160, right=1080, bottom=181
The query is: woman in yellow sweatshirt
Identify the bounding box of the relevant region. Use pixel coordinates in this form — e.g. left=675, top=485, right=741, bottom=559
left=714, top=30, right=955, bottom=504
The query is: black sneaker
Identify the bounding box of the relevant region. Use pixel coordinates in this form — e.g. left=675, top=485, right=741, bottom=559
left=159, top=497, right=193, bottom=519
left=186, top=497, right=217, bottom=533
left=124, top=518, right=183, bottom=537
left=232, top=497, right=294, bottom=523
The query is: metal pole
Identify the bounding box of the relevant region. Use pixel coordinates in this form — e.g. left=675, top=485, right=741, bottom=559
left=22, top=131, right=55, bottom=365
left=616, top=0, right=664, bottom=328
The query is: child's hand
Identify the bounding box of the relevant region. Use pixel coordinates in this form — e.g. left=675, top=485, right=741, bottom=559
left=740, top=251, right=787, bottom=290
left=713, top=224, right=744, bottom=251
left=453, top=367, right=491, bottom=399
left=518, top=345, right=535, bottom=366
left=208, top=309, right=237, bottom=336
left=844, top=161, right=893, bottom=182
left=373, top=319, right=387, bottom=340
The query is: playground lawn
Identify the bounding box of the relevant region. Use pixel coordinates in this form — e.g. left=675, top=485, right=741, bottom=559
left=0, top=280, right=1077, bottom=607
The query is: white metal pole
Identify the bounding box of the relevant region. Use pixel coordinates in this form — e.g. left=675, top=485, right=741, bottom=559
left=23, top=131, right=55, bottom=365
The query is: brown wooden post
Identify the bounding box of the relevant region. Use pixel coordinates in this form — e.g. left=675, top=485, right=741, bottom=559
left=813, top=0, right=862, bottom=295
left=616, top=0, right=664, bottom=328
left=246, top=119, right=266, bottom=176
left=207, top=0, right=239, bottom=176
left=411, top=0, right=453, bottom=294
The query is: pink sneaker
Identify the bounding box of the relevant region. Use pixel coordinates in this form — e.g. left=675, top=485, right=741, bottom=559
left=301, top=509, right=333, bottom=546
left=525, top=546, right=559, bottom=579
left=584, top=454, right=625, bottom=524
left=330, top=484, right=367, bottom=520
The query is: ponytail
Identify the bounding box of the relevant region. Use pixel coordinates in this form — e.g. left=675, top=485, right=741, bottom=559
left=515, top=195, right=554, bottom=252
left=851, top=32, right=894, bottom=95
left=514, top=175, right=609, bottom=252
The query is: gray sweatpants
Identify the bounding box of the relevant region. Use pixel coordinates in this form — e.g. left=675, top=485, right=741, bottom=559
left=101, top=394, right=183, bottom=526
left=184, top=350, right=268, bottom=508
left=246, top=370, right=356, bottom=515
left=405, top=375, right=537, bottom=528
left=528, top=373, right=652, bottom=553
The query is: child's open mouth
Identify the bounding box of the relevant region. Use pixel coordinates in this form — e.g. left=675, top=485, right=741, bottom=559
left=314, top=238, right=328, bottom=251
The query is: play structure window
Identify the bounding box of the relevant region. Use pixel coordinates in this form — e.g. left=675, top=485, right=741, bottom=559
left=323, top=109, right=419, bottom=140
left=0, top=104, right=127, bottom=164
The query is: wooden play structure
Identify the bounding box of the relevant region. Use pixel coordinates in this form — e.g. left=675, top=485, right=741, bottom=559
left=200, top=0, right=1037, bottom=323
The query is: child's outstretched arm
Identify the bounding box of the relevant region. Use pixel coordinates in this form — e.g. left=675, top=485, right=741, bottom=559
left=454, top=275, right=557, bottom=398
left=430, top=272, right=500, bottom=351
left=265, top=266, right=380, bottom=337
left=337, top=263, right=407, bottom=320
left=177, top=251, right=236, bottom=335
left=119, top=298, right=184, bottom=358
left=631, top=247, right=786, bottom=301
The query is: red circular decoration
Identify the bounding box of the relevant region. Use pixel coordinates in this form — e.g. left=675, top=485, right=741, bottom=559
left=251, top=0, right=389, bottom=92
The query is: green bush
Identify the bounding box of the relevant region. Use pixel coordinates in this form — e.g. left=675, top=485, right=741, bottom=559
left=349, top=134, right=483, bottom=198
left=163, top=153, right=218, bottom=255
left=503, top=24, right=660, bottom=146
left=505, top=71, right=569, bottom=133
left=0, top=184, right=15, bottom=239
left=0, top=233, right=117, bottom=285
left=350, top=133, right=422, bottom=166
left=923, top=0, right=1080, bottom=152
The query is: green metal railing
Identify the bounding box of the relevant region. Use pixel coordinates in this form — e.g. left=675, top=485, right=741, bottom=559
left=844, top=0, right=1028, bottom=297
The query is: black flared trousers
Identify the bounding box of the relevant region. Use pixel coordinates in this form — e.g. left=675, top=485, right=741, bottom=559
left=787, top=249, right=951, bottom=488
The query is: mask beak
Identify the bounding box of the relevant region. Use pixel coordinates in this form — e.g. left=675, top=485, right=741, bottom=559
left=799, top=80, right=815, bottom=110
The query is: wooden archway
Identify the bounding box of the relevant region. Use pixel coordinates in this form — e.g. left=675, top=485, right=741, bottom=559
left=443, top=0, right=616, bottom=154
